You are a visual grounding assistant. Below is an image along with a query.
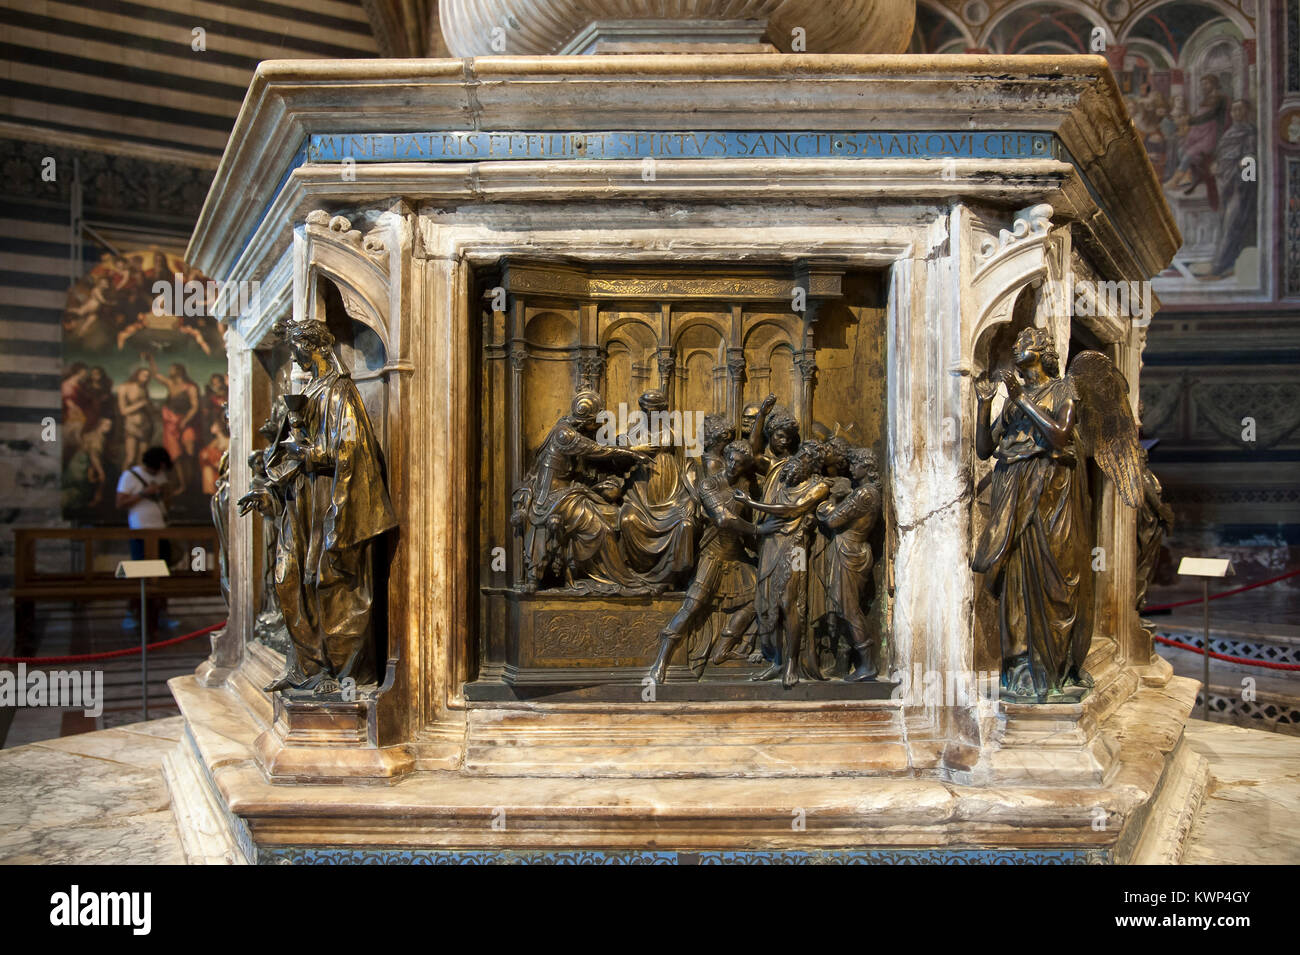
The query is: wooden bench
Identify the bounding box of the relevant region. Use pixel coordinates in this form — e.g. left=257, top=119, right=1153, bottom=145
left=11, top=527, right=222, bottom=654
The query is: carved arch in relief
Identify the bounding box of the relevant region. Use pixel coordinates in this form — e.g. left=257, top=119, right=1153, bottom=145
left=671, top=312, right=729, bottom=350
left=300, top=208, right=409, bottom=454
left=674, top=320, right=726, bottom=414
left=601, top=314, right=658, bottom=403
left=301, top=208, right=406, bottom=361
left=967, top=203, right=1070, bottom=377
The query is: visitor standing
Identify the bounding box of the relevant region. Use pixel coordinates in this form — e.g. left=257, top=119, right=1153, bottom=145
left=115, top=446, right=175, bottom=630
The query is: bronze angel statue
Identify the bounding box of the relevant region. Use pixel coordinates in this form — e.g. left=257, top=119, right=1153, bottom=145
left=972, top=327, right=1144, bottom=703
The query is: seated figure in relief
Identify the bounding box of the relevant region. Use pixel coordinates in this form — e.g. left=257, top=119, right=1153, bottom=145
left=615, top=389, right=698, bottom=588
left=511, top=390, right=651, bottom=594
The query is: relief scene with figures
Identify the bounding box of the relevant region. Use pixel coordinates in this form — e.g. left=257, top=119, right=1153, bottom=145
left=472, top=261, right=891, bottom=700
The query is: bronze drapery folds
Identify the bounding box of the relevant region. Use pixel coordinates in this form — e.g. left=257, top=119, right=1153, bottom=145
left=1135, top=446, right=1174, bottom=613
left=972, top=328, right=1143, bottom=703
left=238, top=321, right=397, bottom=698
left=616, top=390, right=698, bottom=587
left=249, top=412, right=291, bottom=654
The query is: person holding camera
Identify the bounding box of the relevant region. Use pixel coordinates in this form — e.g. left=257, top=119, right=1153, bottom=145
left=116, top=445, right=175, bottom=630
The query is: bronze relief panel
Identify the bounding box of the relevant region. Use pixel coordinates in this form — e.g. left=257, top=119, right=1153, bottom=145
left=472, top=260, right=891, bottom=700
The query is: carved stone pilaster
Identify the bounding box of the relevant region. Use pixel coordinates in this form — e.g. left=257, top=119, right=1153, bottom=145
left=796, top=350, right=818, bottom=436
left=725, top=349, right=746, bottom=423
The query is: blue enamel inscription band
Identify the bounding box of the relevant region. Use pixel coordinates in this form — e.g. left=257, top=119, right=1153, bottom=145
left=307, top=130, right=1057, bottom=163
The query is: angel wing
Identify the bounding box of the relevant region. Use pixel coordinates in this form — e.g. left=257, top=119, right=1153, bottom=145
left=1066, top=350, right=1143, bottom=508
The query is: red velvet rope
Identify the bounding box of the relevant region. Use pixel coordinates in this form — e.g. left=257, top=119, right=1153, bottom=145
left=1143, top=567, right=1300, bottom=612
left=0, top=621, right=224, bottom=665
left=1150, top=633, right=1300, bottom=672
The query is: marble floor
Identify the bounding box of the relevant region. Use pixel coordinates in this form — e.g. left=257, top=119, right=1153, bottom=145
left=0, top=715, right=1294, bottom=865
left=1182, top=720, right=1300, bottom=865
left=0, top=716, right=187, bottom=865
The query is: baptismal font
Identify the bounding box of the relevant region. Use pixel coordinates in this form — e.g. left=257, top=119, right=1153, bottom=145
left=164, top=0, right=1209, bottom=865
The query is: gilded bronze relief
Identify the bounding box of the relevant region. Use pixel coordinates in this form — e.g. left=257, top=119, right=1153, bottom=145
left=475, top=261, right=890, bottom=699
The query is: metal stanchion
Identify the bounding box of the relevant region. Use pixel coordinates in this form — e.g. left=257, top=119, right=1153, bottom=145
left=1176, top=556, right=1234, bottom=722
left=1201, top=578, right=1209, bottom=721
left=141, top=576, right=149, bottom=719
left=116, top=559, right=171, bottom=722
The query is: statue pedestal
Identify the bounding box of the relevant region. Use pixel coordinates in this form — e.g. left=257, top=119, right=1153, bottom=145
left=254, top=694, right=414, bottom=782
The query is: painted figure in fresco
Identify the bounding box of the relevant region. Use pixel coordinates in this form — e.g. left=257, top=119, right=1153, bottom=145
left=817, top=445, right=883, bottom=682
left=647, top=440, right=760, bottom=683
left=60, top=363, right=91, bottom=464
left=117, top=366, right=158, bottom=468
left=203, top=373, right=229, bottom=434
left=511, top=390, right=651, bottom=594
left=1135, top=447, right=1174, bottom=613
left=84, top=367, right=115, bottom=433
left=617, top=389, right=697, bottom=587
left=147, top=354, right=201, bottom=495
left=237, top=321, right=397, bottom=695
left=200, top=417, right=229, bottom=496
left=972, top=328, right=1143, bottom=702
left=1169, top=74, right=1228, bottom=199
left=64, top=275, right=114, bottom=346
left=737, top=440, right=835, bottom=688
left=1203, top=99, right=1258, bottom=280
left=210, top=403, right=230, bottom=612
left=61, top=249, right=226, bottom=525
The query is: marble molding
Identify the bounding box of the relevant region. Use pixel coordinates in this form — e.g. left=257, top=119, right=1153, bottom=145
left=173, top=55, right=1194, bottom=856
left=6, top=714, right=1292, bottom=864
left=166, top=672, right=1206, bottom=862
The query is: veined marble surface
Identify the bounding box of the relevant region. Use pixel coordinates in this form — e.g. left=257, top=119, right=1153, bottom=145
left=1182, top=721, right=1300, bottom=865
left=0, top=717, right=1293, bottom=864
left=0, top=717, right=186, bottom=865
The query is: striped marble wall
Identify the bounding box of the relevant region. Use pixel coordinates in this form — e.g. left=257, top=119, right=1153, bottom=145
left=0, top=0, right=379, bottom=592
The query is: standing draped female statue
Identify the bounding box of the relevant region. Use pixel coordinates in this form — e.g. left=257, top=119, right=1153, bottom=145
left=972, top=327, right=1143, bottom=702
